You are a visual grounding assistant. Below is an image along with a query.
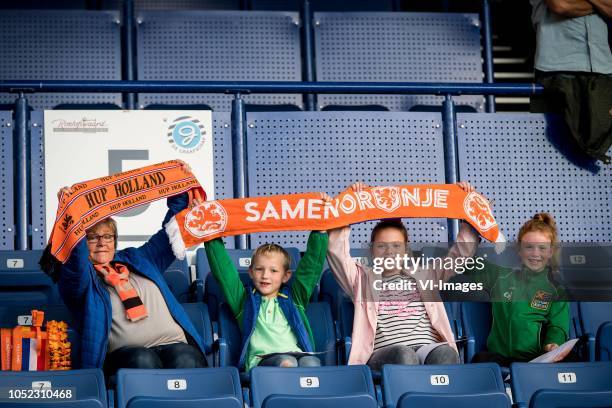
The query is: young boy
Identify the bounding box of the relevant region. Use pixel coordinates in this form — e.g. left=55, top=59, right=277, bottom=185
left=204, top=224, right=328, bottom=371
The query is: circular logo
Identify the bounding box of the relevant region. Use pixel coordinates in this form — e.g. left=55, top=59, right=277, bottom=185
left=167, top=116, right=206, bottom=153
left=184, top=201, right=228, bottom=238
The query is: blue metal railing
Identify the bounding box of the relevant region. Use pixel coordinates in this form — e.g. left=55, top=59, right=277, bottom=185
left=0, top=80, right=542, bottom=95
left=2, top=79, right=543, bottom=249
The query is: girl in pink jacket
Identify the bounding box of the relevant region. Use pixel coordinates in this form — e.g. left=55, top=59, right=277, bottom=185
left=326, top=182, right=482, bottom=370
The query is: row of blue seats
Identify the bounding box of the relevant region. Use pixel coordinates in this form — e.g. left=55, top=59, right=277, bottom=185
left=3, top=362, right=612, bottom=408
left=1, top=0, right=401, bottom=11
left=0, top=9, right=483, bottom=111
left=1, top=247, right=611, bottom=365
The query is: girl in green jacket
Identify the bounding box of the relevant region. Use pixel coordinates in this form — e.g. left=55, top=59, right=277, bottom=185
left=471, top=212, right=570, bottom=366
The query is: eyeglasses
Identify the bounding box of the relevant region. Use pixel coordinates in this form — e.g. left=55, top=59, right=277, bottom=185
left=86, top=234, right=115, bottom=243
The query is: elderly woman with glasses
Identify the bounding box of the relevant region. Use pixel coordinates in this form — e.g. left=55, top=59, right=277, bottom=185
left=56, top=162, right=207, bottom=376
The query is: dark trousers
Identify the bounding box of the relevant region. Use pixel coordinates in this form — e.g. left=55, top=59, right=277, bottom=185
left=104, top=342, right=207, bottom=377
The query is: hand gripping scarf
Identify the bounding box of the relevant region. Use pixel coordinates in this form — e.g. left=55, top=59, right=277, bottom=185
left=42, top=160, right=505, bottom=270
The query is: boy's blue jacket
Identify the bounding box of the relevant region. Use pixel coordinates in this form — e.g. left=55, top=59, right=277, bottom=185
left=57, top=193, right=207, bottom=368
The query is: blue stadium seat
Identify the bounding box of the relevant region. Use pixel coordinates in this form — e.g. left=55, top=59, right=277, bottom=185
left=116, top=367, right=242, bottom=408
left=163, top=258, right=201, bottom=302
left=381, top=363, right=511, bottom=408
left=102, top=0, right=241, bottom=10
left=559, top=245, right=612, bottom=301
left=0, top=369, right=107, bottom=408
left=251, top=0, right=396, bottom=11
left=597, top=322, right=612, bottom=362
left=0, top=0, right=86, bottom=8
left=460, top=301, right=491, bottom=364
left=135, top=10, right=303, bottom=111
left=313, top=12, right=484, bottom=112
left=306, top=302, right=337, bottom=366
left=250, top=365, right=377, bottom=408
left=181, top=302, right=216, bottom=365
left=0, top=250, right=62, bottom=307
left=217, top=301, right=337, bottom=368
left=578, top=302, right=612, bottom=361
left=510, top=362, right=612, bottom=408
left=0, top=10, right=122, bottom=109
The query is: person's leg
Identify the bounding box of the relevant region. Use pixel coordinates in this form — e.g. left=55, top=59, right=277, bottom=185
left=103, top=346, right=163, bottom=377
left=297, top=355, right=321, bottom=367
left=258, top=354, right=298, bottom=368
left=367, top=345, right=419, bottom=371
left=154, top=342, right=207, bottom=369
left=471, top=350, right=513, bottom=367
left=423, top=344, right=460, bottom=365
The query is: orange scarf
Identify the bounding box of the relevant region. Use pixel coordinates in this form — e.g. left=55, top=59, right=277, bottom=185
left=46, top=160, right=203, bottom=263
left=94, top=263, right=148, bottom=322
left=166, top=184, right=504, bottom=258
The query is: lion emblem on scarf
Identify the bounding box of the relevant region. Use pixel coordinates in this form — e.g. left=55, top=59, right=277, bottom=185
left=184, top=201, right=228, bottom=238
left=463, top=192, right=496, bottom=231
left=372, top=186, right=400, bottom=213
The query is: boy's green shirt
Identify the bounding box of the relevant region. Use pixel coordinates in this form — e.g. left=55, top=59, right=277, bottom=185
left=204, top=231, right=329, bottom=368
left=469, top=261, right=569, bottom=360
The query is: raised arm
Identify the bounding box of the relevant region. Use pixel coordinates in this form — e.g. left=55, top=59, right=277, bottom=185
left=204, top=239, right=247, bottom=319
left=133, top=192, right=189, bottom=273
left=58, top=239, right=93, bottom=309
left=587, top=0, right=612, bottom=17
left=326, top=225, right=361, bottom=300
left=544, top=0, right=595, bottom=16
left=291, top=231, right=329, bottom=307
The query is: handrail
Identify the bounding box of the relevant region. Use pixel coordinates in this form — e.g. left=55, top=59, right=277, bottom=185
left=0, top=80, right=543, bottom=96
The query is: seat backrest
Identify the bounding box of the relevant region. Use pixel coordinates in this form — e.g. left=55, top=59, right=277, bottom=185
left=0, top=369, right=106, bottom=407
left=460, top=301, right=491, bottom=361
left=0, top=250, right=62, bottom=306
left=181, top=302, right=214, bottom=360
left=305, top=302, right=337, bottom=365
left=163, top=258, right=191, bottom=302
left=250, top=365, right=377, bottom=408
left=218, top=303, right=243, bottom=367
left=0, top=10, right=121, bottom=109
left=578, top=302, right=612, bottom=337
left=116, top=367, right=242, bottom=408
left=314, top=12, right=484, bottom=112
left=135, top=10, right=302, bottom=111
left=338, top=299, right=355, bottom=339
left=558, top=245, right=612, bottom=301
left=318, top=269, right=349, bottom=320
left=597, top=322, right=612, bottom=361
left=510, top=362, right=612, bottom=407
left=382, top=363, right=505, bottom=408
